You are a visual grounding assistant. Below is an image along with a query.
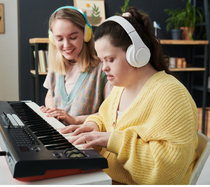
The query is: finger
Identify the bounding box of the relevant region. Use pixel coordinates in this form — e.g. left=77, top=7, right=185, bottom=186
left=42, top=107, right=53, bottom=113
left=69, top=134, right=89, bottom=145
left=71, top=126, right=89, bottom=136
left=60, top=125, right=80, bottom=134
left=73, top=135, right=101, bottom=149
left=40, top=106, right=48, bottom=113
left=46, top=108, right=57, bottom=114
left=82, top=141, right=95, bottom=149
left=40, top=106, right=45, bottom=110
left=46, top=111, right=61, bottom=117
left=57, top=115, right=67, bottom=121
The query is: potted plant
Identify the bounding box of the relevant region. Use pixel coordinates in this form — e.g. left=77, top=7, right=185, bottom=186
left=177, top=0, right=204, bottom=40
left=115, top=0, right=130, bottom=15
left=164, top=8, right=184, bottom=40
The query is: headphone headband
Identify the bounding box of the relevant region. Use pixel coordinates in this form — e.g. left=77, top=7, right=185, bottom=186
left=49, top=6, right=92, bottom=29
left=103, top=16, right=151, bottom=67
left=104, top=16, right=147, bottom=57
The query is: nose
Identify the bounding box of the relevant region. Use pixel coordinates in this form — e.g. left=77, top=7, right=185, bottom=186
left=63, top=38, right=70, bottom=48
left=102, top=61, right=110, bottom=72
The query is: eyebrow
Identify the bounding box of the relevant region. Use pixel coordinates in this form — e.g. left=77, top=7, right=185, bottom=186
left=54, top=31, right=79, bottom=37
left=104, top=55, right=113, bottom=60
left=99, top=56, right=113, bottom=62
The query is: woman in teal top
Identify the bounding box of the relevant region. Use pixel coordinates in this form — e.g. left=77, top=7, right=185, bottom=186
left=40, top=6, right=112, bottom=125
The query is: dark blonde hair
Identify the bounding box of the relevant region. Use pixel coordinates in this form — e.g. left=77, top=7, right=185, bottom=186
left=48, top=8, right=99, bottom=75
left=94, top=7, right=174, bottom=76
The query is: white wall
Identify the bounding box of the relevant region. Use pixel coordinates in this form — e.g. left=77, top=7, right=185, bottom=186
left=0, top=0, right=19, bottom=101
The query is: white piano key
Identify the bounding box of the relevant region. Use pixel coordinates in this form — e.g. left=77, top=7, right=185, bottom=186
left=75, top=144, right=86, bottom=149
left=25, top=102, right=92, bottom=150
left=57, top=130, right=74, bottom=139
left=26, top=102, right=65, bottom=130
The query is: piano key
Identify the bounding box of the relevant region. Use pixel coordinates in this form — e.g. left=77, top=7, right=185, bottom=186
left=74, top=144, right=86, bottom=149
left=25, top=103, right=73, bottom=135
left=23, top=102, right=91, bottom=150
left=29, top=126, right=54, bottom=131
left=45, top=141, right=74, bottom=149
left=40, top=137, right=66, bottom=144
left=57, top=130, right=75, bottom=140
left=46, top=144, right=74, bottom=150
left=32, top=128, right=57, bottom=134
left=43, top=139, right=70, bottom=146
left=34, top=130, right=60, bottom=137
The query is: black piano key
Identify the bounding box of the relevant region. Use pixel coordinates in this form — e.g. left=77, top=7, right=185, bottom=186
left=46, top=142, right=74, bottom=150
left=37, top=133, right=63, bottom=141
left=42, top=138, right=66, bottom=145
left=10, top=102, right=76, bottom=151
left=26, top=124, right=53, bottom=130
left=29, top=126, right=54, bottom=131
left=31, top=128, right=56, bottom=134
left=44, top=141, right=71, bottom=147
left=33, top=130, right=59, bottom=137
left=42, top=138, right=69, bottom=145
left=20, top=118, right=44, bottom=123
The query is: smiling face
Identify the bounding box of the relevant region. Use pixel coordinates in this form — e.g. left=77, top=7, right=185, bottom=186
left=95, top=36, right=135, bottom=87
left=52, top=19, right=84, bottom=61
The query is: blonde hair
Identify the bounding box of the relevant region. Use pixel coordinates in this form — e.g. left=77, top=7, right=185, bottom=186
left=48, top=8, right=99, bottom=75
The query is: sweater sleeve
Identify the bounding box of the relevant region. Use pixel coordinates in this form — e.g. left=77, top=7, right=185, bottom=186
left=106, top=83, right=198, bottom=185
left=84, top=86, right=119, bottom=132
left=84, top=115, right=106, bottom=132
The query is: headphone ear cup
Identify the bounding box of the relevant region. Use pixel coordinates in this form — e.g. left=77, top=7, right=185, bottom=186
left=49, top=31, right=55, bottom=45
left=84, top=24, right=92, bottom=42
left=126, top=44, right=150, bottom=67
left=126, top=44, right=139, bottom=67
left=136, top=48, right=151, bottom=67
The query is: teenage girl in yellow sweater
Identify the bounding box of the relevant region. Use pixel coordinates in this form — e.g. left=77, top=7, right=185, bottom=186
left=60, top=7, right=198, bottom=185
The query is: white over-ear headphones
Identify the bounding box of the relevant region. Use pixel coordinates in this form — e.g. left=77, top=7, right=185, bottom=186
left=104, top=16, right=151, bottom=68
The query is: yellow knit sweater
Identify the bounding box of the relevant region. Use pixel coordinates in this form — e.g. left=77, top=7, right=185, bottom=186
left=85, top=71, right=198, bottom=185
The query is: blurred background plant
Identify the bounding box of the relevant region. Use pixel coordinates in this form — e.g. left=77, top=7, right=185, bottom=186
left=164, top=8, right=183, bottom=31
left=177, top=0, right=204, bottom=40
left=164, top=0, right=204, bottom=40
left=115, top=0, right=130, bottom=15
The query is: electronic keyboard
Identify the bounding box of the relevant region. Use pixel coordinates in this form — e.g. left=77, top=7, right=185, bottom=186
left=0, top=101, right=108, bottom=182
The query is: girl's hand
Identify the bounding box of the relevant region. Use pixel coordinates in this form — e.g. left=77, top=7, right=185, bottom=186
left=70, top=131, right=111, bottom=149
left=60, top=121, right=99, bottom=135
left=40, top=107, right=76, bottom=124
left=40, top=106, right=53, bottom=113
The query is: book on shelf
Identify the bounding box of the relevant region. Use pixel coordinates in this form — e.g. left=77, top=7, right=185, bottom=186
left=45, top=50, right=49, bottom=72
left=197, top=107, right=210, bottom=138
left=38, top=50, right=47, bottom=73
left=33, top=51, right=41, bottom=72
left=33, top=50, right=48, bottom=73
left=169, top=57, right=187, bottom=68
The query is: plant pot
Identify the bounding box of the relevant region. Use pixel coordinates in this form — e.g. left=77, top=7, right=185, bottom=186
left=171, top=29, right=183, bottom=40
left=180, top=27, right=194, bottom=40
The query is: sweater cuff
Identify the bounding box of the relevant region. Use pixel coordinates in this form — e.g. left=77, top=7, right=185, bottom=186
left=107, top=130, right=123, bottom=155
left=84, top=115, right=103, bottom=132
